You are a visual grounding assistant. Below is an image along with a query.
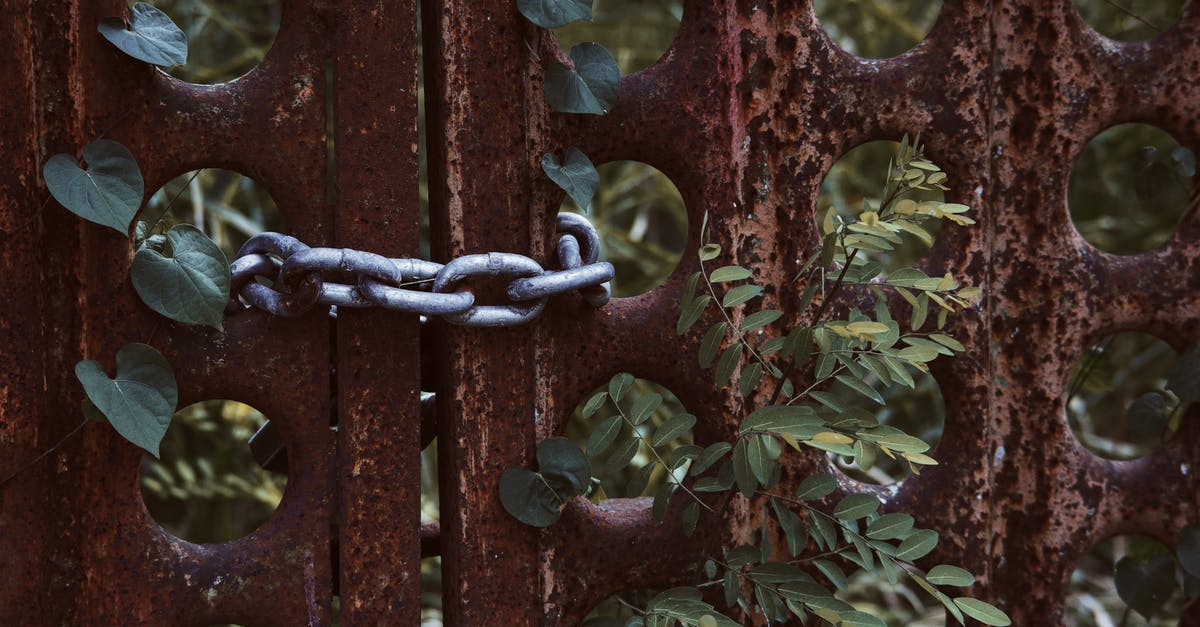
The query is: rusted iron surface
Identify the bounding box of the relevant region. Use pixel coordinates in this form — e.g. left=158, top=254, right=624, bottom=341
left=333, top=0, right=423, bottom=621
left=2, top=0, right=1199, bottom=625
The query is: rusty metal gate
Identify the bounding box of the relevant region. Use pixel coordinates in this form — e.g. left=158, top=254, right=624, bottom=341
left=2, top=0, right=1199, bottom=624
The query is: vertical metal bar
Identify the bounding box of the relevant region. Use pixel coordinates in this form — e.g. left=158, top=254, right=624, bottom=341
left=0, top=0, right=52, bottom=619
left=334, top=2, right=424, bottom=622
left=423, top=1, right=542, bottom=623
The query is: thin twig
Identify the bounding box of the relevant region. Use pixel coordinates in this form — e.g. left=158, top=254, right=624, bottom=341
left=0, top=419, right=89, bottom=488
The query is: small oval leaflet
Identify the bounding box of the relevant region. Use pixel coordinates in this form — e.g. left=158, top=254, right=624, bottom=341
left=43, top=139, right=144, bottom=235
left=544, top=43, right=620, bottom=115
left=74, top=343, right=178, bottom=458
left=132, top=224, right=231, bottom=330
left=98, top=3, right=188, bottom=67
left=517, top=0, right=592, bottom=29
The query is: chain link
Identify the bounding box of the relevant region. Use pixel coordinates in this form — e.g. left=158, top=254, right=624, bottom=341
left=227, top=213, right=614, bottom=326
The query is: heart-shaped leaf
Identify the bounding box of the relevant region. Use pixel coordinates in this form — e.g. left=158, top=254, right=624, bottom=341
left=43, top=139, right=144, bottom=235
left=1115, top=552, right=1177, bottom=620
left=499, top=437, right=592, bottom=528
left=98, top=3, right=188, bottom=67
left=536, top=436, right=591, bottom=496
left=544, top=43, right=619, bottom=115
left=132, top=224, right=231, bottom=329
left=542, top=148, right=599, bottom=213
left=517, top=0, right=592, bottom=29
left=499, top=467, right=565, bottom=528
left=75, top=343, right=178, bottom=458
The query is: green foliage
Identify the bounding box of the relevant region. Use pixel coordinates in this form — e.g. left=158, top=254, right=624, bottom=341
left=505, top=138, right=1012, bottom=625
left=75, top=343, right=178, bottom=458
left=544, top=42, right=621, bottom=115
left=543, top=147, right=601, bottom=213
left=518, top=0, right=593, bottom=29
left=43, top=139, right=144, bottom=235
left=499, top=437, right=593, bottom=527
left=41, top=5, right=233, bottom=461
left=132, top=224, right=231, bottom=329
left=99, top=2, right=189, bottom=67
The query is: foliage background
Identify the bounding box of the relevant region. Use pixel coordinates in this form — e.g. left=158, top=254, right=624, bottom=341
left=138, top=0, right=1194, bottom=625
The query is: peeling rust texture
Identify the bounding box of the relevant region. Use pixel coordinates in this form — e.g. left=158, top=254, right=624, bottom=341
left=3, top=0, right=1200, bottom=625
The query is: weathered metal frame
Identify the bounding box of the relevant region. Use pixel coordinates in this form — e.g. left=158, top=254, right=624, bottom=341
left=2, top=0, right=1198, bottom=624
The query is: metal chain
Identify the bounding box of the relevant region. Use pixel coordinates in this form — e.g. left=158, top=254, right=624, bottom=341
left=227, top=213, right=613, bottom=327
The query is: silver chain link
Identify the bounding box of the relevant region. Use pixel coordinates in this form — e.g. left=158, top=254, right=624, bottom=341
left=227, top=213, right=613, bottom=327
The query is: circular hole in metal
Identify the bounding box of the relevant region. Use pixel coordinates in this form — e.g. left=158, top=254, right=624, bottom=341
left=1066, top=332, right=1185, bottom=461
left=552, top=0, right=683, bottom=75
left=566, top=378, right=692, bottom=501
left=154, top=0, right=281, bottom=84
left=1067, top=534, right=1190, bottom=625
left=139, top=400, right=286, bottom=543
left=827, top=371, right=946, bottom=486
left=813, top=0, right=942, bottom=59
left=1069, top=124, right=1196, bottom=255
left=144, top=169, right=284, bottom=261
left=817, top=140, right=947, bottom=276
left=560, top=161, right=687, bottom=297
left=1071, top=0, right=1191, bottom=42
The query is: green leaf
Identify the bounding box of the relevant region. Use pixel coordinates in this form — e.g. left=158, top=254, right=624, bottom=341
left=690, top=442, right=732, bottom=475
left=929, top=333, right=965, bottom=352
left=677, top=295, right=712, bottom=335
left=516, top=0, right=592, bottom=28
left=75, top=343, right=177, bottom=457
left=1178, top=525, right=1200, bottom=578
left=731, top=439, right=756, bottom=497
left=745, top=434, right=777, bottom=485
left=813, top=559, right=847, bottom=591
left=722, top=284, right=763, bottom=307
left=542, top=148, right=599, bottom=212
left=739, top=362, right=763, bottom=397
left=631, top=392, right=663, bottom=425
left=44, top=139, right=144, bottom=235
left=896, top=529, right=938, bottom=561
left=1115, top=553, right=1177, bottom=620
left=626, top=462, right=656, bottom=496
left=796, top=473, right=836, bottom=500
left=586, top=415, right=622, bottom=456
left=1167, top=343, right=1200, bottom=403
left=952, top=598, right=1011, bottom=626
left=714, top=343, right=743, bottom=388
left=609, top=373, right=633, bottom=401
left=544, top=43, right=619, bottom=115
left=709, top=265, right=752, bottom=283
left=651, top=480, right=675, bottom=523
left=739, top=309, right=782, bottom=333
left=499, top=467, right=563, bottom=527
left=131, top=224, right=230, bottom=329
left=832, top=493, right=880, bottom=520
left=770, top=498, right=806, bottom=556
left=537, top=436, right=591, bottom=495
left=652, top=413, right=696, bottom=447
left=723, top=570, right=739, bottom=608
left=839, top=611, right=886, bottom=627
left=835, top=374, right=884, bottom=405
left=866, top=512, right=914, bottom=540
left=98, top=3, right=187, bottom=67
left=699, top=322, right=728, bottom=368
left=581, top=390, right=608, bottom=418
left=699, top=243, right=721, bottom=262
left=926, top=565, right=976, bottom=587
left=682, top=501, right=700, bottom=536
left=604, top=436, right=640, bottom=474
